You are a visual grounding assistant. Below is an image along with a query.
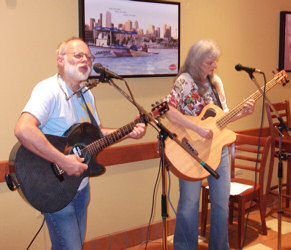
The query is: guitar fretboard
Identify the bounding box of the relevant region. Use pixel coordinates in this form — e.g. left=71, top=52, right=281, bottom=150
left=216, top=71, right=287, bottom=129
left=82, top=117, right=144, bottom=156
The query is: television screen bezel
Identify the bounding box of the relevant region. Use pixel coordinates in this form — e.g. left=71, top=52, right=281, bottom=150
left=78, top=0, right=180, bottom=78
left=279, top=11, right=291, bottom=72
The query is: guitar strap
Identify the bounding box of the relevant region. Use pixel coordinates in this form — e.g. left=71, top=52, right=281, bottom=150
left=207, top=75, right=223, bottom=109
left=79, top=90, right=104, bottom=138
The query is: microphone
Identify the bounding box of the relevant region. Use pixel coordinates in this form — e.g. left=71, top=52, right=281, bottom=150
left=235, top=64, right=262, bottom=74
left=80, top=79, right=100, bottom=94
left=93, top=63, right=123, bottom=80
left=83, top=79, right=100, bottom=89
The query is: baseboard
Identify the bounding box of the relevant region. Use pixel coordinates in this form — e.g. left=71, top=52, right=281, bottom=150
left=83, top=217, right=176, bottom=250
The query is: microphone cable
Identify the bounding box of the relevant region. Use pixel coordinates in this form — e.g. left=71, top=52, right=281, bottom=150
left=141, top=121, right=191, bottom=249
left=26, top=216, right=45, bottom=249
left=144, top=149, right=162, bottom=250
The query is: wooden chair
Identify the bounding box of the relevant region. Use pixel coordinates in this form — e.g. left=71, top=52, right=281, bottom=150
left=200, top=134, right=271, bottom=248
left=265, top=100, right=291, bottom=207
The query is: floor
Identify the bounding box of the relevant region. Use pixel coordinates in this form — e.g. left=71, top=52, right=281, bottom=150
left=126, top=198, right=291, bottom=250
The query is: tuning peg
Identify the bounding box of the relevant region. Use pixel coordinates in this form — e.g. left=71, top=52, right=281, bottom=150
left=151, top=101, right=161, bottom=108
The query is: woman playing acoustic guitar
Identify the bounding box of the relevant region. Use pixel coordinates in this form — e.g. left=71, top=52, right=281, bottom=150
left=165, top=40, right=255, bottom=250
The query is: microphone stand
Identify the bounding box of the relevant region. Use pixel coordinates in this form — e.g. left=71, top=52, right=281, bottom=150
left=274, top=115, right=290, bottom=250
left=276, top=126, right=284, bottom=250
left=246, top=72, right=289, bottom=250
left=100, top=76, right=219, bottom=250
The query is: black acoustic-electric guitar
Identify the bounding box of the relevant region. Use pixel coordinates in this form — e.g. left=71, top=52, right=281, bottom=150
left=9, top=102, right=168, bottom=213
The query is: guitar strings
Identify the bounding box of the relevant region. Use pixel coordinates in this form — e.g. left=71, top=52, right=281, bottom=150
left=80, top=119, right=140, bottom=156
left=216, top=76, right=279, bottom=129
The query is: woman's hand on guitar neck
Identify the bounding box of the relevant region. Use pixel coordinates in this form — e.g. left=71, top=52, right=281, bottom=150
left=242, top=99, right=255, bottom=115
left=230, top=99, right=256, bottom=122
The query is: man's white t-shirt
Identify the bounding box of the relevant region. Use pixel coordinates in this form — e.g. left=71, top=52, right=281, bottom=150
left=23, top=73, right=100, bottom=190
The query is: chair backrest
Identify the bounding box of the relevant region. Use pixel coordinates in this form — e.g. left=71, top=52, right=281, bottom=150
left=265, top=100, right=291, bottom=138
left=230, top=134, right=271, bottom=195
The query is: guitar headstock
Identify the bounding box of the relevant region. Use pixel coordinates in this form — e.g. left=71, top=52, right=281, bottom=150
left=151, top=101, right=169, bottom=119
left=274, top=70, right=289, bottom=86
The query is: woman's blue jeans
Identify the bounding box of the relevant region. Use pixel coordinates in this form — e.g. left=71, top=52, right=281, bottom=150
left=43, top=184, right=90, bottom=250
left=174, top=147, right=230, bottom=250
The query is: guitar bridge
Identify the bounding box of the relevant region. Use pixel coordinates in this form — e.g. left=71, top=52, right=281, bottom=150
left=182, top=138, right=199, bottom=156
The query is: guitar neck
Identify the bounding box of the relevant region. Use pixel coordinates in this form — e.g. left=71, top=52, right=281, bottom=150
left=78, top=101, right=169, bottom=157
left=217, top=73, right=283, bottom=129
left=82, top=116, right=145, bottom=156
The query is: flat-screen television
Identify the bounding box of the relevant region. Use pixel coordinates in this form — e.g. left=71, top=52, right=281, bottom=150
left=79, top=0, right=180, bottom=78
left=279, top=11, right=291, bottom=72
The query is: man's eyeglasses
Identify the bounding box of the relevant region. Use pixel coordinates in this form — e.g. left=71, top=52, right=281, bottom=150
left=65, top=52, right=95, bottom=62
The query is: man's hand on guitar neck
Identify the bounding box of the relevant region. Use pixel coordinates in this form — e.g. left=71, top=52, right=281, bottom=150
left=128, top=122, right=146, bottom=139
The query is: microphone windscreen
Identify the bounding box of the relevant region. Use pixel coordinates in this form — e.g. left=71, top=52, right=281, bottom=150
left=93, top=63, right=103, bottom=74
left=235, top=64, right=242, bottom=71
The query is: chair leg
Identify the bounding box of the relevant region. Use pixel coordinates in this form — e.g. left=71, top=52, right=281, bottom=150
left=229, top=201, right=234, bottom=224
left=286, top=156, right=291, bottom=208
left=258, top=196, right=267, bottom=235
left=266, top=145, right=275, bottom=205
left=200, top=187, right=209, bottom=237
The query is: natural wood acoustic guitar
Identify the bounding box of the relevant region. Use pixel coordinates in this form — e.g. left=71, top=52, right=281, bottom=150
left=165, top=70, right=288, bottom=181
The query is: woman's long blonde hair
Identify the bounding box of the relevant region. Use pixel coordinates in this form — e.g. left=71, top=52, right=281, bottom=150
left=176, top=40, right=220, bottom=94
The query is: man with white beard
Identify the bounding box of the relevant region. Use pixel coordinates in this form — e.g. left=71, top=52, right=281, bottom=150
left=14, top=37, right=146, bottom=250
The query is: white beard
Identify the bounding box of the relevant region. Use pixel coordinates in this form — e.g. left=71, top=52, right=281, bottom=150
left=64, top=59, right=91, bottom=81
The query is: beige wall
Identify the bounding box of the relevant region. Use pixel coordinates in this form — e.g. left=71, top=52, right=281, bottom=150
left=0, top=0, right=291, bottom=249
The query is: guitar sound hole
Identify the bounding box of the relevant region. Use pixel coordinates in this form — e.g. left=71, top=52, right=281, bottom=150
left=70, top=144, right=91, bottom=165
left=201, top=108, right=216, bottom=120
